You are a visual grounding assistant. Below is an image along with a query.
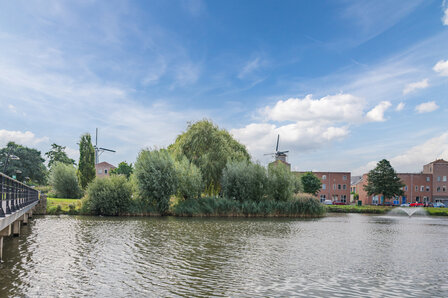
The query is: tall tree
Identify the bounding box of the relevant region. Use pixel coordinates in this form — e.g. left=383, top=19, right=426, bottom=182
left=169, top=119, right=250, bottom=195
left=45, top=143, right=75, bottom=168
left=0, top=142, right=47, bottom=183
left=363, top=159, right=404, bottom=204
left=77, top=134, right=96, bottom=189
left=301, top=172, right=322, bottom=195
left=110, top=161, right=133, bottom=179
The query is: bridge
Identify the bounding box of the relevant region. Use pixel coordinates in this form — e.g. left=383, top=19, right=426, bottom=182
left=0, top=173, right=40, bottom=261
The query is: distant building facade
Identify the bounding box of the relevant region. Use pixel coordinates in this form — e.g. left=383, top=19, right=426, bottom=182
left=95, top=162, right=116, bottom=178
left=295, top=171, right=351, bottom=203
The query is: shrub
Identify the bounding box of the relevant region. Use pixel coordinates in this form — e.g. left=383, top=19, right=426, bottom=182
left=134, top=149, right=177, bottom=215
left=301, top=172, right=322, bottom=195
left=49, top=162, right=82, bottom=199
left=175, top=156, right=203, bottom=200
left=87, top=175, right=133, bottom=216
left=48, top=205, right=62, bottom=215
left=267, top=163, right=295, bottom=201
left=222, top=161, right=268, bottom=202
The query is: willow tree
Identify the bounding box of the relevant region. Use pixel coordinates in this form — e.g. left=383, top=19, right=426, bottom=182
left=77, top=133, right=96, bottom=189
left=169, top=120, right=250, bottom=195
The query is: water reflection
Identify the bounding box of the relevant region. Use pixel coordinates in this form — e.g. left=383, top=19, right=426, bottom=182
left=0, top=214, right=447, bottom=297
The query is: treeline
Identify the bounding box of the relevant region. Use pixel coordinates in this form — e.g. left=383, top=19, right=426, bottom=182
left=81, top=120, right=325, bottom=217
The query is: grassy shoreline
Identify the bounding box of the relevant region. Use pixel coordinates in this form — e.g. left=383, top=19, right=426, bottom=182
left=327, top=205, right=448, bottom=216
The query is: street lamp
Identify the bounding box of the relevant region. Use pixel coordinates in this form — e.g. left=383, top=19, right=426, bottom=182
left=2, top=148, right=20, bottom=173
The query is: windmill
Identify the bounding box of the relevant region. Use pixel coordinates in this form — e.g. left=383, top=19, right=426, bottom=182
left=264, top=134, right=289, bottom=163
left=94, top=128, right=116, bottom=164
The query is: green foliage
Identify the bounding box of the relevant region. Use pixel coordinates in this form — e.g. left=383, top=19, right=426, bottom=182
left=267, top=163, right=295, bottom=201
left=77, top=134, right=96, bottom=189
left=87, top=175, right=133, bottom=216
left=172, top=195, right=325, bottom=217
left=45, top=143, right=75, bottom=168
left=134, top=149, right=177, bottom=215
left=49, top=162, right=82, bottom=199
left=221, top=161, right=268, bottom=202
left=301, top=172, right=322, bottom=195
left=364, top=159, right=405, bottom=202
left=0, top=142, right=47, bottom=183
left=326, top=205, right=392, bottom=214
left=110, top=161, right=133, bottom=179
left=47, top=205, right=62, bottom=215
left=169, top=120, right=250, bottom=195
left=293, top=174, right=303, bottom=194
left=175, top=156, right=203, bottom=200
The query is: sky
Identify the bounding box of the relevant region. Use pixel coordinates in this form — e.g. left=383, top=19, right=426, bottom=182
left=1, top=0, right=448, bottom=175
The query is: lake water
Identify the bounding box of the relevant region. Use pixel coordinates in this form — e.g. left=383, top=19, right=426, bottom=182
left=1, top=214, right=447, bottom=297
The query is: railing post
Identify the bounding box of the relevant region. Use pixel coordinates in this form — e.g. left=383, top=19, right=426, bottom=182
left=10, top=180, right=16, bottom=213
left=0, top=175, right=5, bottom=217
left=5, top=176, right=11, bottom=215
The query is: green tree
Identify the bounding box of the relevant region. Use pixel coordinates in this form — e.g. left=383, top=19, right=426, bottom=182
left=169, top=120, right=250, bottom=195
left=175, top=156, right=203, bottom=200
left=267, top=163, right=295, bottom=201
left=301, top=172, right=322, bottom=195
left=49, top=162, right=82, bottom=198
left=0, top=142, right=47, bottom=183
left=363, top=159, right=405, bottom=204
left=134, top=149, right=177, bottom=215
left=222, top=161, right=268, bottom=202
left=87, top=175, right=132, bottom=216
left=110, top=161, right=133, bottom=179
left=77, top=134, right=96, bottom=189
left=45, top=143, right=75, bottom=168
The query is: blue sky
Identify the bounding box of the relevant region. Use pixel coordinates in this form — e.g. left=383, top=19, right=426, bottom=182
left=1, top=0, right=448, bottom=175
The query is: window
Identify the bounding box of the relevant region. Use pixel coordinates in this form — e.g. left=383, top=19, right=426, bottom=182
left=444, top=186, right=447, bottom=192
left=320, top=195, right=326, bottom=202
left=423, top=196, right=429, bottom=202
left=426, top=186, right=430, bottom=192
left=104, top=169, right=108, bottom=174
left=415, top=186, right=418, bottom=191
left=322, top=184, right=326, bottom=190
left=426, top=177, right=430, bottom=182
left=322, top=175, right=327, bottom=180
left=343, top=175, right=347, bottom=181
left=437, top=187, right=441, bottom=192
left=438, top=176, right=441, bottom=182
left=420, top=186, right=424, bottom=192
left=404, top=185, right=408, bottom=191
left=338, top=184, right=341, bottom=190
left=416, top=196, right=420, bottom=202
left=98, top=169, right=103, bottom=174
left=343, top=184, right=346, bottom=190
left=341, top=195, right=347, bottom=203
left=333, top=184, right=336, bottom=190
left=332, top=195, right=338, bottom=201
left=444, top=176, right=447, bottom=182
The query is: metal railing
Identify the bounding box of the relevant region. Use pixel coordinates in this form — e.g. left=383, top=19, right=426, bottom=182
left=0, top=173, right=39, bottom=217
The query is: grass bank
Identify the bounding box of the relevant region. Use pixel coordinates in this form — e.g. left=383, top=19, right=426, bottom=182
left=47, top=197, right=82, bottom=215
left=326, top=205, right=393, bottom=214
left=172, top=197, right=326, bottom=218
left=425, top=207, right=448, bottom=216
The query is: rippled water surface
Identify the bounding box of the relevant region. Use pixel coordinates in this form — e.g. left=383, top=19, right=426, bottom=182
left=1, top=214, right=447, bottom=297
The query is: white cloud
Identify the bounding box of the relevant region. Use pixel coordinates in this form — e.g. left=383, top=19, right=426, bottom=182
left=238, top=57, right=261, bottom=79
left=353, top=133, right=448, bottom=175
left=365, top=101, right=392, bottom=122
left=263, top=94, right=365, bottom=123
left=415, top=101, right=439, bottom=113
left=396, top=102, right=405, bottom=111
left=443, top=8, right=448, bottom=25
left=433, top=59, right=448, bottom=76
left=174, top=62, right=200, bottom=86
left=403, top=78, right=429, bottom=94
left=0, top=130, right=49, bottom=147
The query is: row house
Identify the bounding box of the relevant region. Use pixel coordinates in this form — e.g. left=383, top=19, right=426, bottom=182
left=295, top=171, right=351, bottom=204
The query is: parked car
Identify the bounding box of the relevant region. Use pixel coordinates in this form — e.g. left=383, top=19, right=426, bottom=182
left=409, top=202, right=424, bottom=207
left=323, top=200, right=333, bottom=205
left=423, top=202, right=433, bottom=207
left=400, top=203, right=410, bottom=207
left=433, top=202, right=446, bottom=208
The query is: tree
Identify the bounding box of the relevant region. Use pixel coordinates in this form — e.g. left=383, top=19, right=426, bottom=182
left=77, top=134, right=96, bottom=189
left=221, top=161, right=268, bottom=202
left=169, top=120, right=250, bottom=195
left=175, top=156, right=203, bottom=200
left=110, top=161, right=133, bottom=179
left=301, top=172, right=322, bottom=195
left=87, top=175, right=132, bottom=216
left=134, top=149, right=177, bottom=215
left=363, top=159, right=404, bottom=204
left=0, top=142, right=47, bottom=183
left=45, top=143, right=75, bottom=168
left=267, top=163, right=295, bottom=201
left=49, top=162, right=82, bottom=198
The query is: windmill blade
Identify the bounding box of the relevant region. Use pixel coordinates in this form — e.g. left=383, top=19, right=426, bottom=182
left=277, top=150, right=289, bottom=154
left=99, top=147, right=116, bottom=153
left=264, top=153, right=275, bottom=156
left=276, top=134, right=279, bottom=151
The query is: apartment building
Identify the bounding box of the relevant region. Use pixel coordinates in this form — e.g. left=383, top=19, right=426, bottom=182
left=295, top=171, right=351, bottom=203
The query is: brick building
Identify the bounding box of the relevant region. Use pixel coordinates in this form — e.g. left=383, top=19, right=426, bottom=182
left=95, top=161, right=116, bottom=178
left=295, top=171, right=351, bottom=204
left=423, top=159, right=448, bottom=205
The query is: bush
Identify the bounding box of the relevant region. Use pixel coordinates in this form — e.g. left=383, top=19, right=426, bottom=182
left=49, top=162, right=82, bottom=199
left=175, top=156, right=203, bottom=200
left=267, top=163, right=295, bottom=201
left=301, top=172, right=322, bottom=195
left=134, top=149, right=177, bottom=215
left=221, top=161, right=268, bottom=202
left=87, top=175, right=133, bottom=216
left=48, top=205, right=62, bottom=215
